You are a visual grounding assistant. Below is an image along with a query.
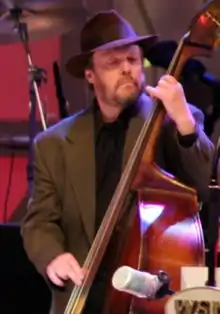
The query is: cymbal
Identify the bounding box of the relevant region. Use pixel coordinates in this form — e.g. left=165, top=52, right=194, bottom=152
left=0, top=0, right=84, bottom=44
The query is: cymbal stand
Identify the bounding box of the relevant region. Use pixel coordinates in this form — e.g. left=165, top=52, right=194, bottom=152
left=11, top=7, right=47, bottom=196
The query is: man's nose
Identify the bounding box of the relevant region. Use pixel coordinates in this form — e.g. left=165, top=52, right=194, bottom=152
left=121, top=60, right=132, bottom=74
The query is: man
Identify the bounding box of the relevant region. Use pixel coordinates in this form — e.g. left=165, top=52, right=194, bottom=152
left=21, top=9, right=214, bottom=314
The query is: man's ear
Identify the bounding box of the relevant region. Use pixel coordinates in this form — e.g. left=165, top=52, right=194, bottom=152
left=85, top=69, right=94, bottom=84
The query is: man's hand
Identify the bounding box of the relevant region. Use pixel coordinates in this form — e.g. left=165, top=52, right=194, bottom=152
left=46, top=253, right=85, bottom=287
left=146, top=74, right=196, bottom=135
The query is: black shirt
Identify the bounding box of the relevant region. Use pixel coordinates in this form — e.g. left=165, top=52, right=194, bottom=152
left=94, top=102, right=137, bottom=230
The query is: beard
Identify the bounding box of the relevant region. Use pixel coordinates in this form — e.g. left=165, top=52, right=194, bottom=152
left=113, top=76, right=145, bottom=107
left=93, top=71, right=146, bottom=109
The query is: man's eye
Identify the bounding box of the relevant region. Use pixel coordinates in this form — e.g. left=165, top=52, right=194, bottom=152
left=128, top=57, right=140, bottom=63
left=107, top=59, right=119, bottom=65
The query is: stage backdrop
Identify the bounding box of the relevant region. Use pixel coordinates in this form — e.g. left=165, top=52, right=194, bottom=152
left=0, top=36, right=60, bottom=222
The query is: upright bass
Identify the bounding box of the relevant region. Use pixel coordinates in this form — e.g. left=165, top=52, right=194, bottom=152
left=65, top=1, right=220, bottom=313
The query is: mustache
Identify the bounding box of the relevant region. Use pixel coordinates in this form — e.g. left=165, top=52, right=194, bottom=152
left=116, top=77, right=137, bottom=88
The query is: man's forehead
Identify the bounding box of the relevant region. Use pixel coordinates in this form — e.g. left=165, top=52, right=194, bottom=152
left=96, top=45, right=141, bottom=57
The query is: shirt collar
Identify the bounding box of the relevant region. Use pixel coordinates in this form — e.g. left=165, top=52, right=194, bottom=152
left=93, top=97, right=139, bottom=133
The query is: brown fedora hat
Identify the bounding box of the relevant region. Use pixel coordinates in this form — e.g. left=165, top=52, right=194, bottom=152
left=66, top=9, right=158, bottom=78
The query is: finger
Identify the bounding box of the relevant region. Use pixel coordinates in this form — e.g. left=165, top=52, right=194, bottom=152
left=161, top=74, right=177, bottom=84
left=68, top=257, right=84, bottom=279
left=157, top=79, right=171, bottom=89
left=146, top=86, right=163, bottom=99
left=157, top=78, right=178, bottom=89
left=53, top=263, right=83, bottom=286
left=66, top=265, right=84, bottom=286
left=55, top=269, right=69, bottom=280
left=47, top=268, right=64, bottom=287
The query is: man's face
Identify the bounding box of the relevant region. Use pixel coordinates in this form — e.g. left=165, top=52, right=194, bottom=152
left=85, top=44, right=145, bottom=108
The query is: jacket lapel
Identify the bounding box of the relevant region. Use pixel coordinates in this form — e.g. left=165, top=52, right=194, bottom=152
left=64, top=107, right=96, bottom=244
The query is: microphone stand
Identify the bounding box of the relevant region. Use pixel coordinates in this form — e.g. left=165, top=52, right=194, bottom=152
left=205, top=135, right=220, bottom=287
left=11, top=8, right=47, bottom=197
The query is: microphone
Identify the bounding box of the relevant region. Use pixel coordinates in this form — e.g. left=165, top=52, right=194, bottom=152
left=112, top=266, right=173, bottom=299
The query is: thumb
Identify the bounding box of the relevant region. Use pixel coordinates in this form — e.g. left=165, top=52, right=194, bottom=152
left=146, top=85, right=160, bottom=98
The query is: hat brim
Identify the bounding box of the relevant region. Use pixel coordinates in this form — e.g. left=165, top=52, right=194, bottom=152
left=66, top=34, right=159, bottom=78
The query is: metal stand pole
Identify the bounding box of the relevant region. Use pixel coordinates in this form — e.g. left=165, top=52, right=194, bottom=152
left=11, top=7, right=47, bottom=196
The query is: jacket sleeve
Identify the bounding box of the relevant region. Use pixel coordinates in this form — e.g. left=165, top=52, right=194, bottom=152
left=162, top=106, right=214, bottom=201
left=20, top=139, right=65, bottom=279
